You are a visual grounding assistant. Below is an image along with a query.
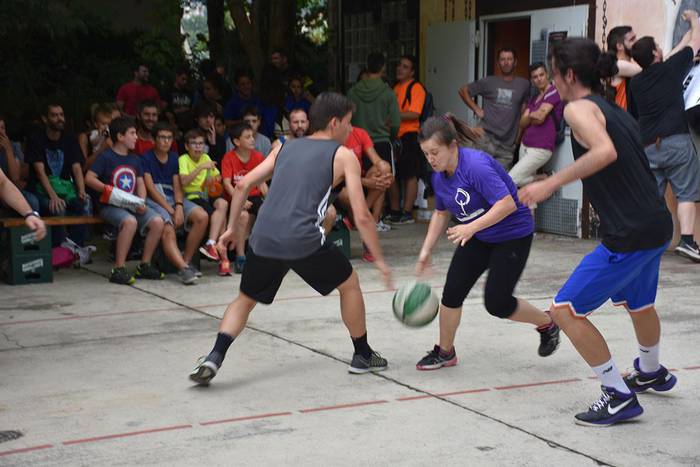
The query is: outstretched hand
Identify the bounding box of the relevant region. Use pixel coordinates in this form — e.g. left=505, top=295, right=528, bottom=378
left=518, top=179, right=555, bottom=207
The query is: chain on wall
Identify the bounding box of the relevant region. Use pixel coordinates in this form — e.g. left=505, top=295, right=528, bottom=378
left=601, top=0, right=608, bottom=48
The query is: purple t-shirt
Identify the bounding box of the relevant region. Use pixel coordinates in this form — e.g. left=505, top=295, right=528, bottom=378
left=432, top=148, right=533, bottom=243
left=521, top=84, right=562, bottom=152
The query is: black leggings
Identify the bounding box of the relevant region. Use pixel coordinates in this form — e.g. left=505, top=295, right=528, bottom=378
left=441, top=234, right=533, bottom=318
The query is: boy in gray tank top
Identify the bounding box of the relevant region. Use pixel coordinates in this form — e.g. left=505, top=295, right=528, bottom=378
left=190, top=93, right=393, bottom=385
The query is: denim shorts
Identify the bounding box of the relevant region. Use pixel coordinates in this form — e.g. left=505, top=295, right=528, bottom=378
left=99, top=204, right=160, bottom=236
left=146, top=196, right=200, bottom=232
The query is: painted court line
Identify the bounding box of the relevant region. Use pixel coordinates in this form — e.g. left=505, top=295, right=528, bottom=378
left=299, top=399, right=389, bottom=413
left=0, top=307, right=183, bottom=327
left=0, top=444, right=53, bottom=457
left=62, top=424, right=193, bottom=446
left=495, top=378, right=581, bottom=391
left=200, top=412, right=292, bottom=426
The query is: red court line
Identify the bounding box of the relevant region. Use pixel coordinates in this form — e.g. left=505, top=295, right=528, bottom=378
left=495, top=378, right=581, bottom=391
left=0, top=307, right=182, bottom=327
left=0, top=444, right=53, bottom=457
left=684, top=366, right=700, bottom=370
left=397, top=388, right=491, bottom=401
left=62, top=424, right=192, bottom=446
left=299, top=399, right=388, bottom=413
left=200, top=412, right=292, bottom=426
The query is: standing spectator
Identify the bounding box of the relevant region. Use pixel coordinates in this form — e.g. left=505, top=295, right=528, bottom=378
left=179, top=129, right=230, bottom=275
left=242, top=107, right=272, bottom=156
left=509, top=63, right=562, bottom=188
left=142, top=122, right=208, bottom=284
left=191, top=102, right=227, bottom=165
left=85, top=116, right=166, bottom=284
left=348, top=52, right=401, bottom=166
left=629, top=12, right=700, bottom=262
left=79, top=103, right=114, bottom=169
left=164, top=67, right=194, bottom=132
left=271, top=108, right=309, bottom=150
left=459, top=47, right=530, bottom=169
left=221, top=123, right=268, bottom=273
left=0, top=114, right=38, bottom=212
left=116, top=63, right=162, bottom=116
left=607, top=26, right=641, bottom=111
left=223, top=71, right=263, bottom=127
left=25, top=104, right=88, bottom=246
left=284, top=76, right=313, bottom=114
left=389, top=55, right=425, bottom=224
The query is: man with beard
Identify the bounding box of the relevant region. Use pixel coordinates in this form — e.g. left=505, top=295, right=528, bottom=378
left=133, top=100, right=178, bottom=156
left=271, top=108, right=309, bottom=150
left=607, top=26, right=641, bottom=111
left=116, top=64, right=163, bottom=117
left=459, top=47, right=530, bottom=169
left=25, top=104, right=88, bottom=245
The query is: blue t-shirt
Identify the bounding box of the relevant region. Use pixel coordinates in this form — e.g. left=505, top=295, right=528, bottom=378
left=141, top=149, right=179, bottom=195
left=91, top=149, right=143, bottom=202
left=284, top=95, right=312, bottom=114
left=223, top=93, right=263, bottom=121
left=432, top=148, right=533, bottom=243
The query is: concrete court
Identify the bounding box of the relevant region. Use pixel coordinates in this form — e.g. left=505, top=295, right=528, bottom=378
left=0, top=224, right=698, bottom=466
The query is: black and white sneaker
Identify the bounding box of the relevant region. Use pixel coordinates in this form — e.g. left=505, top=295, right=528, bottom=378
left=189, top=354, right=221, bottom=385
left=675, top=240, right=700, bottom=262
left=574, top=386, right=643, bottom=427
left=537, top=322, right=560, bottom=357
left=348, top=351, right=388, bottom=374
left=416, top=345, right=458, bottom=370
left=624, top=357, right=677, bottom=393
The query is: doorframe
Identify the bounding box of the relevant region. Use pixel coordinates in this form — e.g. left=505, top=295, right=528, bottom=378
left=478, top=12, right=533, bottom=81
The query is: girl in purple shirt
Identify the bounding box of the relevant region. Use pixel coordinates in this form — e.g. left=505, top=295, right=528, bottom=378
left=414, top=115, right=560, bottom=370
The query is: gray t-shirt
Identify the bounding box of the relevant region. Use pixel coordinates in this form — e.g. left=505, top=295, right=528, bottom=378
left=468, top=76, right=530, bottom=145
left=255, top=132, right=272, bottom=157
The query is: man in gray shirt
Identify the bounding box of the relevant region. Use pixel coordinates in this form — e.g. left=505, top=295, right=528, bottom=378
left=459, top=47, right=530, bottom=169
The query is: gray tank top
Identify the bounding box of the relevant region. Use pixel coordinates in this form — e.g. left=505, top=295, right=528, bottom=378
left=249, top=137, right=340, bottom=259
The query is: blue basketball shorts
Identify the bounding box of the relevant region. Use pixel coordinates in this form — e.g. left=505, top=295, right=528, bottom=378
left=553, top=242, right=669, bottom=316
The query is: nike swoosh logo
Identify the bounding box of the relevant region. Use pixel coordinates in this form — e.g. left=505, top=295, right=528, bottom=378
left=607, top=397, right=633, bottom=415
left=635, top=377, right=656, bottom=386
left=602, top=366, right=613, bottom=374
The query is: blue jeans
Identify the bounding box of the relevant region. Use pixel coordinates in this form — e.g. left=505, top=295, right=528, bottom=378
left=34, top=193, right=89, bottom=246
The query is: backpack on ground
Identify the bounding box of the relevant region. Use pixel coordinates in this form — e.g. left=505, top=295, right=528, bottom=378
left=402, top=80, right=435, bottom=124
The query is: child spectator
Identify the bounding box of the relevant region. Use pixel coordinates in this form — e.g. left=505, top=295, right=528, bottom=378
left=143, top=122, right=209, bottom=284
left=179, top=129, right=231, bottom=275
left=79, top=103, right=114, bottom=169
left=242, top=107, right=272, bottom=156
left=222, top=123, right=268, bottom=273
left=191, top=103, right=227, bottom=165
left=284, top=76, right=313, bottom=115
left=85, top=116, right=165, bottom=284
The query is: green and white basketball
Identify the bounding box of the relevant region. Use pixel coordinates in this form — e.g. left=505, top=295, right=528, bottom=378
left=392, top=281, right=439, bottom=327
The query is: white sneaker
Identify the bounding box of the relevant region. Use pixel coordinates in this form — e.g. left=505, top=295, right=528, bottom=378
left=376, top=220, right=391, bottom=232
left=675, top=240, right=700, bottom=262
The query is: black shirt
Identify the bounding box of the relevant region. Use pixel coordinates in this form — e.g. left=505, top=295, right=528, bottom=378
left=25, top=130, right=82, bottom=190
left=571, top=94, right=672, bottom=252
left=629, top=47, right=693, bottom=145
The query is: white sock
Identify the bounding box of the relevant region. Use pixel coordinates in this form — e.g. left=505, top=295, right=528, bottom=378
left=638, top=343, right=660, bottom=373
left=592, top=359, right=630, bottom=395
left=206, top=239, right=215, bottom=246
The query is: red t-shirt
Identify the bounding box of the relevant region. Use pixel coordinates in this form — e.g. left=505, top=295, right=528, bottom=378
left=344, top=127, right=373, bottom=175
left=221, top=149, right=265, bottom=198
left=134, top=138, right=178, bottom=156
left=116, top=81, right=162, bottom=116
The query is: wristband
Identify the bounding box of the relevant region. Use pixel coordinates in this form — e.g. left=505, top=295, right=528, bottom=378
left=174, top=202, right=184, bottom=207
left=23, top=210, right=40, bottom=219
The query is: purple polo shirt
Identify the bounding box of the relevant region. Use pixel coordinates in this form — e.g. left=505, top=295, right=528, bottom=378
left=521, top=84, right=563, bottom=152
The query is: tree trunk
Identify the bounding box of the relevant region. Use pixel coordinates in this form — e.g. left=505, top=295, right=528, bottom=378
left=227, top=0, right=265, bottom=81
left=266, top=0, right=297, bottom=56
left=327, top=0, right=339, bottom=90
left=207, top=0, right=227, bottom=65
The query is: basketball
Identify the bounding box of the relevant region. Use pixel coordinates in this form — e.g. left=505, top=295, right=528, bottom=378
left=207, top=180, right=223, bottom=198
left=392, top=282, right=439, bottom=327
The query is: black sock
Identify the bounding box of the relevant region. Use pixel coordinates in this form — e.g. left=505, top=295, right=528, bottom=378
left=351, top=333, right=372, bottom=358
left=208, top=332, right=235, bottom=366
left=681, top=234, right=694, bottom=245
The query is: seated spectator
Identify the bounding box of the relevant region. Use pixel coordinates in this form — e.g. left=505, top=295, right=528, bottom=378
left=221, top=123, right=268, bottom=273
left=143, top=122, right=208, bottom=284
left=164, top=66, right=194, bottom=132
left=284, top=76, right=313, bottom=115
left=0, top=114, right=39, bottom=212
left=116, top=63, right=162, bottom=116
left=200, top=76, right=226, bottom=116
left=0, top=167, right=45, bottom=239
left=242, top=107, right=272, bottom=156
left=79, top=103, right=114, bottom=169
left=271, top=108, right=309, bottom=150
left=134, top=100, right=178, bottom=156
left=191, top=102, right=227, bottom=165
left=223, top=71, right=262, bottom=127
left=510, top=62, right=562, bottom=188
left=25, top=104, right=89, bottom=246
left=85, top=116, right=166, bottom=284
left=179, top=129, right=230, bottom=276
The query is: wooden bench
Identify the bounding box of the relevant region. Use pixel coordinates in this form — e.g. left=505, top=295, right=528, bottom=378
left=0, top=216, right=104, bottom=285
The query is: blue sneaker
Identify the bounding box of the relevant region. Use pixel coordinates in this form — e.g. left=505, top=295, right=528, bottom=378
left=574, top=386, right=643, bottom=427
left=624, top=358, right=677, bottom=393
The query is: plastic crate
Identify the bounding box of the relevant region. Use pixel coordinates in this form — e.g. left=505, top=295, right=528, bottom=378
left=0, top=225, right=51, bottom=255
left=327, top=221, right=351, bottom=259
left=1, top=253, right=53, bottom=285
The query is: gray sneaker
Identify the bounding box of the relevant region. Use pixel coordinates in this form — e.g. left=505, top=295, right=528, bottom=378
left=178, top=266, right=198, bottom=285
left=675, top=240, right=700, bottom=262
left=348, top=351, right=388, bottom=374
left=189, top=355, right=220, bottom=385
left=188, top=262, right=203, bottom=277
